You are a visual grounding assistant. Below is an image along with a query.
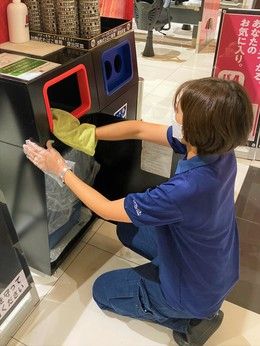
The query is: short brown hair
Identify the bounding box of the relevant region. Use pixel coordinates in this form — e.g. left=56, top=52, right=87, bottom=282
left=174, top=77, right=254, bottom=155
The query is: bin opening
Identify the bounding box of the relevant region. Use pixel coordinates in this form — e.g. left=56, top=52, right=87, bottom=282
left=102, top=40, right=133, bottom=96
left=43, top=64, right=91, bottom=132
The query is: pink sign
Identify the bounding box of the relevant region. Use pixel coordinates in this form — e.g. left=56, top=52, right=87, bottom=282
left=213, top=10, right=260, bottom=147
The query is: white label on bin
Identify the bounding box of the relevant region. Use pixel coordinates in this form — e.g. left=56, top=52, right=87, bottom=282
left=0, top=53, right=60, bottom=81
left=0, top=270, right=29, bottom=322
left=141, top=141, right=172, bottom=178
left=114, top=103, right=127, bottom=119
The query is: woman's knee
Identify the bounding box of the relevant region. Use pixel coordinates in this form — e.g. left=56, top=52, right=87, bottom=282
left=92, top=273, right=110, bottom=309
left=116, top=222, right=138, bottom=247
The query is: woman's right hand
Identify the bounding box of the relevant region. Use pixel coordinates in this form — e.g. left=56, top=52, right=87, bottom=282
left=23, top=139, right=68, bottom=178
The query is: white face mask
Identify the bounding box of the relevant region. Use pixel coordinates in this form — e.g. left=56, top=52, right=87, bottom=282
left=172, top=119, right=183, bottom=141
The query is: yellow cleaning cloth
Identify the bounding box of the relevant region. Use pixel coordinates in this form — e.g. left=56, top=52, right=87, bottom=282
left=52, top=108, right=97, bottom=156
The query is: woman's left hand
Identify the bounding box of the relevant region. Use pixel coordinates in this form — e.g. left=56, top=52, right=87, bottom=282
left=23, top=140, right=68, bottom=178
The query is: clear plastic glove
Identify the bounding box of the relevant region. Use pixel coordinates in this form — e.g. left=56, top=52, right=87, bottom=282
left=23, top=139, right=74, bottom=186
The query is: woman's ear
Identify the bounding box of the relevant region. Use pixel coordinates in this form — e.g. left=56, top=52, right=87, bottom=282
left=175, top=102, right=183, bottom=125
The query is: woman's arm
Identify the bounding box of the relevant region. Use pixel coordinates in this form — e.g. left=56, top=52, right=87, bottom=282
left=96, top=120, right=170, bottom=147
left=23, top=120, right=171, bottom=222
left=63, top=170, right=131, bottom=222
left=23, top=140, right=131, bottom=222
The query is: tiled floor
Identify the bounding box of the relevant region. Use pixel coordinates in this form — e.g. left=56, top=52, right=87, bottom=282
left=7, top=39, right=260, bottom=345
left=228, top=166, right=260, bottom=315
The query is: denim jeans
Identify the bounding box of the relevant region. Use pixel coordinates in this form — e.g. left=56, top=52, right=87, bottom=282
left=92, top=223, right=197, bottom=333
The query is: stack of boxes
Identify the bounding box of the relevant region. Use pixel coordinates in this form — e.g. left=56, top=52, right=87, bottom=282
left=40, top=0, right=57, bottom=34
left=23, top=0, right=101, bottom=38
left=23, top=0, right=42, bottom=31
left=78, top=0, right=101, bottom=38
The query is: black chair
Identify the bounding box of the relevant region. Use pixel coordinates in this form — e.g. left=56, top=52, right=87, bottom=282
left=134, top=0, right=189, bottom=57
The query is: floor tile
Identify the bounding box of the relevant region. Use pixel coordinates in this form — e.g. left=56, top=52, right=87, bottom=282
left=207, top=301, right=260, bottom=346
left=171, top=24, right=193, bottom=39
left=135, top=29, right=195, bottom=52
left=81, top=218, right=104, bottom=243
left=251, top=160, right=260, bottom=169
left=15, top=298, right=174, bottom=346
left=227, top=217, right=260, bottom=315
left=236, top=158, right=252, bottom=166
left=181, top=52, right=215, bottom=70
left=17, top=244, right=260, bottom=346
left=142, top=87, right=174, bottom=107
left=138, top=64, right=180, bottom=96
left=140, top=80, right=181, bottom=124
left=7, top=339, right=26, bottom=346
left=31, top=218, right=104, bottom=301
left=235, top=161, right=250, bottom=202
left=165, top=67, right=212, bottom=84
left=88, top=221, right=121, bottom=254
left=146, top=80, right=180, bottom=100
left=136, top=43, right=194, bottom=69
left=236, top=166, right=260, bottom=224
left=31, top=240, right=86, bottom=300
left=15, top=245, right=169, bottom=346
left=141, top=94, right=173, bottom=125
left=14, top=258, right=260, bottom=346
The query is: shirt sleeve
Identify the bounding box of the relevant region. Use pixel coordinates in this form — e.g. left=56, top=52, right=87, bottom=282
left=167, top=126, right=187, bottom=154
left=124, top=181, right=184, bottom=227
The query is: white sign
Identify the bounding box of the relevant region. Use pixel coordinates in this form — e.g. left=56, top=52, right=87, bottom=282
left=141, top=141, right=172, bottom=178
left=0, top=270, right=29, bottom=322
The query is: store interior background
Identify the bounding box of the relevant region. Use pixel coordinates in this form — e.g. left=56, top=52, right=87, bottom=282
left=0, top=0, right=260, bottom=345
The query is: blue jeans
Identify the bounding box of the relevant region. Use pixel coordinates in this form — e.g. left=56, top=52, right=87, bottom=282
left=92, top=223, right=196, bottom=333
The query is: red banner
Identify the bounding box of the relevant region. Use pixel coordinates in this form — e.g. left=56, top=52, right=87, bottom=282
left=0, top=0, right=10, bottom=43
left=100, top=0, right=134, bottom=20
left=213, top=10, right=260, bottom=147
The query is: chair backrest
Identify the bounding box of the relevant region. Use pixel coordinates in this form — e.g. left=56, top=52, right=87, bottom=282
left=134, top=0, right=164, bottom=31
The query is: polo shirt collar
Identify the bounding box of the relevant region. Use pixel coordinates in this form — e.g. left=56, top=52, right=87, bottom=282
left=175, top=154, right=220, bottom=174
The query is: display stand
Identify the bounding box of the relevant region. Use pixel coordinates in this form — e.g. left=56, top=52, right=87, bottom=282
left=195, top=0, right=220, bottom=52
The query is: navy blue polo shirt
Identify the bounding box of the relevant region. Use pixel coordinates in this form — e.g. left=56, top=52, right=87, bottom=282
left=124, top=126, right=239, bottom=318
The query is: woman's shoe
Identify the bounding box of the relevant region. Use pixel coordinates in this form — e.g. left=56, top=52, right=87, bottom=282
left=173, top=310, right=224, bottom=346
